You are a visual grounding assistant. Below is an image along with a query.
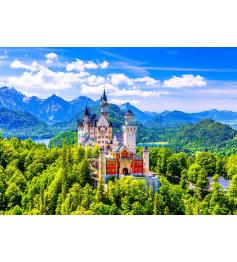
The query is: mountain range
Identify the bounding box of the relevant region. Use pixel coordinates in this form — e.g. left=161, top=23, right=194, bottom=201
left=1, top=86, right=237, bottom=139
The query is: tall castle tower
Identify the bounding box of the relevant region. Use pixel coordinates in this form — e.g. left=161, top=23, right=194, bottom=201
left=100, top=89, right=108, bottom=119
left=143, top=147, right=150, bottom=175
left=83, top=105, right=90, bottom=133
left=122, top=110, right=137, bottom=154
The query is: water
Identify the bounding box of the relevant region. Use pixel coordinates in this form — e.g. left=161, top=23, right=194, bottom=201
left=208, top=176, right=230, bottom=190
left=32, top=138, right=51, bottom=147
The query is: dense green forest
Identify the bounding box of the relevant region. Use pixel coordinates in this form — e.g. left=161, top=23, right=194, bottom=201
left=1, top=136, right=237, bottom=215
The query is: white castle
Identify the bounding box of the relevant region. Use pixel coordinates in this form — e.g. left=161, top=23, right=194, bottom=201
left=77, top=89, right=137, bottom=154
left=77, top=89, right=159, bottom=190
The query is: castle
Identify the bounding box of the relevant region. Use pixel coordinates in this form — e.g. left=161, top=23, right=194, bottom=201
left=77, top=90, right=158, bottom=188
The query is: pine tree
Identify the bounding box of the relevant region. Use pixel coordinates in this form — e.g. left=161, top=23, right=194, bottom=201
left=95, top=176, right=105, bottom=203
left=79, top=158, right=91, bottom=187
left=180, top=169, right=189, bottom=190
left=153, top=192, right=163, bottom=215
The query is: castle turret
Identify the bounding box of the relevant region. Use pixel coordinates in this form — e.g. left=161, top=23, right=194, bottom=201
left=83, top=105, right=90, bottom=133
left=122, top=110, right=137, bottom=154
left=143, top=147, right=150, bottom=175
left=100, top=89, right=108, bottom=119
left=99, top=147, right=106, bottom=179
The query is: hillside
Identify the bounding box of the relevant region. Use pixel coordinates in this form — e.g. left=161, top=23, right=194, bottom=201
left=0, top=108, right=53, bottom=139
left=167, top=119, right=237, bottom=154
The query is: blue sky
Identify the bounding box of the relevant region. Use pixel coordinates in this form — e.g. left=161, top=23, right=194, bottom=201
left=0, top=47, right=237, bottom=112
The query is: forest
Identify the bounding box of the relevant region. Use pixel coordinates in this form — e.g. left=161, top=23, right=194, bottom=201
left=0, top=135, right=237, bottom=215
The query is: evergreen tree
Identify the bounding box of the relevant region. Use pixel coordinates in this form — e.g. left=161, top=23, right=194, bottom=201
left=95, top=176, right=105, bottom=203
left=195, top=168, right=209, bottom=199
left=180, top=169, right=189, bottom=190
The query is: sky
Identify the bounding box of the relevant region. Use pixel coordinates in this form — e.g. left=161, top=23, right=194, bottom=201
left=0, top=47, right=237, bottom=112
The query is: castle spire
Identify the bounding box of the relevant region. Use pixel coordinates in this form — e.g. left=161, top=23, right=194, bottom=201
left=100, top=89, right=109, bottom=118
left=84, top=105, right=90, bottom=116
left=102, top=88, right=107, bottom=102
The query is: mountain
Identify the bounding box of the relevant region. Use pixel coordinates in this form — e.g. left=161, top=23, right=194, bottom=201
left=0, top=87, right=99, bottom=124
left=0, top=86, right=26, bottom=110
left=191, top=109, right=237, bottom=121
left=2, top=86, right=237, bottom=133
left=143, top=110, right=199, bottom=127
left=34, top=94, right=74, bottom=123
left=0, top=108, right=52, bottom=139
left=119, top=102, right=153, bottom=122
left=71, top=96, right=99, bottom=109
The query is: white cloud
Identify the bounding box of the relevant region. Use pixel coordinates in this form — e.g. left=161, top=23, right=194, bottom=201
left=8, top=67, right=90, bottom=90
left=10, top=59, right=39, bottom=72
left=163, top=74, right=207, bottom=88
left=80, top=84, right=117, bottom=95
left=100, top=61, right=109, bottom=69
left=108, top=74, right=160, bottom=89
left=113, top=88, right=167, bottom=97
left=85, top=75, right=106, bottom=86
left=45, top=52, right=58, bottom=63
left=80, top=83, right=168, bottom=98
left=134, top=76, right=160, bottom=87
left=109, top=73, right=133, bottom=86
left=66, top=59, right=109, bottom=71
left=110, top=98, right=140, bottom=105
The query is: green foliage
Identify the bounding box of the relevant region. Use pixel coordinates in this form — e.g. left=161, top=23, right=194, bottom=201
left=49, top=131, right=77, bottom=148
left=0, top=135, right=236, bottom=215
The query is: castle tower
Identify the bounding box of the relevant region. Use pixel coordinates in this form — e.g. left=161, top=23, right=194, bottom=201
left=143, top=147, right=150, bottom=175
left=77, top=119, right=84, bottom=145
left=83, top=105, right=90, bottom=133
left=100, top=89, right=108, bottom=119
left=122, top=110, right=137, bottom=154
left=98, top=147, right=106, bottom=179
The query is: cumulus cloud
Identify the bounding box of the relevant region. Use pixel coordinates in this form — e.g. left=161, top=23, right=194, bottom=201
left=85, top=75, right=106, bottom=86
left=80, top=84, right=117, bottom=95
left=163, top=74, right=207, bottom=88
left=10, top=59, right=39, bottom=72
left=80, top=83, right=168, bottom=98
left=110, top=99, right=141, bottom=105
left=100, top=61, right=109, bottom=69
left=66, top=59, right=109, bottom=71
left=8, top=67, right=90, bottom=90
left=109, top=73, right=133, bottom=86
left=134, top=76, right=160, bottom=87
left=108, top=74, right=160, bottom=88
left=45, top=52, right=58, bottom=64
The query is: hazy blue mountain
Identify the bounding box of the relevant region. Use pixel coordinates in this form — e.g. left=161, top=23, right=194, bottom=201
left=0, top=108, right=53, bottom=139
left=119, top=102, right=153, bottom=122
left=71, top=96, right=98, bottom=109
left=2, top=86, right=237, bottom=130
left=143, top=110, right=199, bottom=127
left=191, top=109, right=237, bottom=121
left=0, top=87, right=98, bottom=124
left=0, top=86, right=26, bottom=110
